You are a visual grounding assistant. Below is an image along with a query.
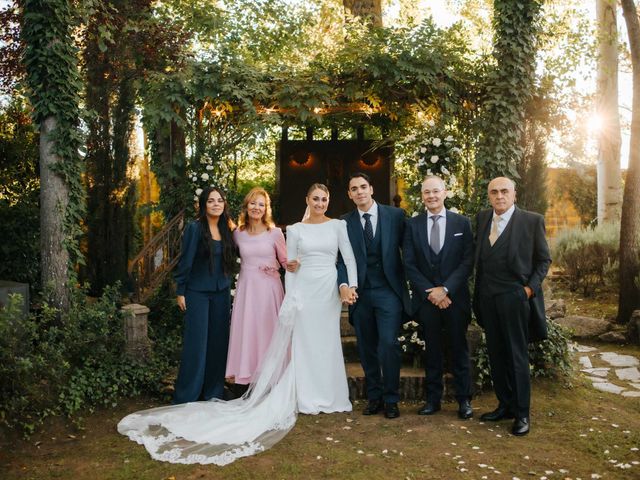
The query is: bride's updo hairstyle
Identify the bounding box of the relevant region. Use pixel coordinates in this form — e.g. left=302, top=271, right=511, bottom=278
left=307, top=183, right=329, bottom=197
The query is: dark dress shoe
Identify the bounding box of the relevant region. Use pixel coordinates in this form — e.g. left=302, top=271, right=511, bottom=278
left=417, top=402, right=441, bottom=416
left=362, top=399, right=384, bottom=415
left=384, top=402, right=400, bottom=419
left=479, top=405, right=515, bottom=422
left=511, top=417, right=530, bottom=436
left=457, top=400, right=473, bottom=419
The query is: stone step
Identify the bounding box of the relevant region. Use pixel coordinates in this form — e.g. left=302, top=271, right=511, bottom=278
left=340, top=309, right=355, bottom=336
left=341, top=335, right=359, bottom=362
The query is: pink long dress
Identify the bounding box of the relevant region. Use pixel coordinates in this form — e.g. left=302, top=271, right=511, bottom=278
left=226, top=227, right=287, bottom=385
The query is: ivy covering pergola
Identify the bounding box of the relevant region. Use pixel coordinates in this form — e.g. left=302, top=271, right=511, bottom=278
left=140, top=22, right=484, bottom=216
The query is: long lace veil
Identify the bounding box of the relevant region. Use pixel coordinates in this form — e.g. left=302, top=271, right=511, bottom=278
left=118, top=231, right=302, bottom=465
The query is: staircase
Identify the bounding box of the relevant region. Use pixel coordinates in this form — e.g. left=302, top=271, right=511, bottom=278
left=341, top=309, right=428, bottom=401
left=128, top=210, right=186, bottom=303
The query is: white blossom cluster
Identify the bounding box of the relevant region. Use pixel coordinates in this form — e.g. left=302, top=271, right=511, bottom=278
left=188, top=157, right=234, bottom=201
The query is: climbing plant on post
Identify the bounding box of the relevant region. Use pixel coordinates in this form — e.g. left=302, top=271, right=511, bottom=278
left=22, top=0, right=84, bottom=310
left=475, top=0, right=543, bottom=199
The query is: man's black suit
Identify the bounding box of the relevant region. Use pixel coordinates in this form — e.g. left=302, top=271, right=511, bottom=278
left=403, top=210, right=474, bottom=404
left=473, top=206, right=551, bottom=418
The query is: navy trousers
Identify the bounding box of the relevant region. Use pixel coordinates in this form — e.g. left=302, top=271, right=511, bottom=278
left=174, top=288, right=230, bottom=404
left=352, top=286, right=403, bottom=404
left=418, top=301, right=471, bottom=404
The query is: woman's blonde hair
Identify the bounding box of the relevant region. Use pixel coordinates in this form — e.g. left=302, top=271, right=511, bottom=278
left=307, top=183, right=329, bottom=197
left=238, top=187, right=275, bottom=230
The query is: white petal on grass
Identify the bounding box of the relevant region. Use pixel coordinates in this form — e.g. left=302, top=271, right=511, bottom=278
left=357, top=450, right=364, bottom=454
left=325, top=437, right=333, bottom=441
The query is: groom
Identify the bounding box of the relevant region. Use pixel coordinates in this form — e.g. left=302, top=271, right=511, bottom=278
left=337, top=172, right=407, bottom=419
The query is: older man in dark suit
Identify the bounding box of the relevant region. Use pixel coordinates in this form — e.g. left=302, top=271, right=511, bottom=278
left=403, top=175, right=474, bottom=419
left=474, top=177, right=551, bottom=436
left=337, top=172, right=407, bottom=419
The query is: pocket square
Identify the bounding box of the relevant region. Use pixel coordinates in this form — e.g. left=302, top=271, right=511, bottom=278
left=454, top=233, right=463, bottom=236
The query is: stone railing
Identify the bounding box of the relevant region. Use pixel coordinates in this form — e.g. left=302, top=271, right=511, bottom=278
left=128, top=209, right=185, bottom=303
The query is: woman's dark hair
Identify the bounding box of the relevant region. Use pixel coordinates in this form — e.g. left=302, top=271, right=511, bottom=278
left=197, top=186, right=237, bottom=275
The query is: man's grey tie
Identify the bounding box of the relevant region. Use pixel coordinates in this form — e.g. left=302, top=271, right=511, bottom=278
left=363, top=213, right=374, bottom=244
left=430, top=214, right=441, bottom=254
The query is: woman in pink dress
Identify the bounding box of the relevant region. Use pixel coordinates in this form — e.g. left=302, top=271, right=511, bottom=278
left=226, top=187, right=287, bottom=391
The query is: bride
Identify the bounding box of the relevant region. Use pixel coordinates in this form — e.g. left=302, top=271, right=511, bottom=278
left=118, top=183, right=358, bottom=465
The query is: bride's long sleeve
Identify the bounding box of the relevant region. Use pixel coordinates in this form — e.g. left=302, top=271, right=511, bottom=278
left=337, top=220, right=358, bottom=289
left=284, top=224, right=299, bottom=292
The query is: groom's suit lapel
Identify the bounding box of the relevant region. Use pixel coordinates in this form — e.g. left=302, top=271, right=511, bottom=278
left=346, top=209, right=366, bottom=261
left=378, top=203, right=390, bottom=258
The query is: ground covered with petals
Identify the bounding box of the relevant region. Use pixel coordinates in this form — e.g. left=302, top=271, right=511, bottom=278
left=2, top=349, right=639, bottom=480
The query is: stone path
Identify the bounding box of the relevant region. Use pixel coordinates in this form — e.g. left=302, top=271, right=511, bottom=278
left=574, top=344, right=640, bottom=398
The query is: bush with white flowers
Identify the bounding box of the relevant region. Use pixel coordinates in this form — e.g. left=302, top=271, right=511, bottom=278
left=394, top=120, right=467, bottom=216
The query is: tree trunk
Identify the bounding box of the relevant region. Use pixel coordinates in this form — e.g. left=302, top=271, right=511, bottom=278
left=40, top=116, right=70, bottom=310
left=596, top=0, right=622, bottom=224
left=343, top=0, right=382, bottom=27
left=618, top=0, right=640, bottom=325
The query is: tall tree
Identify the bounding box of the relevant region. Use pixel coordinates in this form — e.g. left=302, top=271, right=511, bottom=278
left=596, top=0, right=622, bottom=224
left=22, top=0, right=84, bottom=309
left=619, top=0, right=640, bottom=326
left=343, top=0, right=382, bottom=27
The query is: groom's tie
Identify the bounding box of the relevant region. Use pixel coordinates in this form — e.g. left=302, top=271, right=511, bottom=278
left=363, top=213, right=374, bottom=245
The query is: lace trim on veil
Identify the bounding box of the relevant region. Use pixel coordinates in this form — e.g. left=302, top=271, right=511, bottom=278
left=118, top=281, right=302, bottom=466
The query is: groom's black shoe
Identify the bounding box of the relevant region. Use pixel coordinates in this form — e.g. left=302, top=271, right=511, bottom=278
left=362, top=399, right=384, bottom=415
left=417, top=402, right=441, bottom=416
left=457, top=400, right=473, bottom=420
left=384, top=402, right=400, bottom=419
left=479, top=405, right=515, bottom=422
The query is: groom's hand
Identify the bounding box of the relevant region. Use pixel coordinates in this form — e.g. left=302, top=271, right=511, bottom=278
left=426, top=286, right=447, bottom=305
left=340, top=285, right=357, bottom=305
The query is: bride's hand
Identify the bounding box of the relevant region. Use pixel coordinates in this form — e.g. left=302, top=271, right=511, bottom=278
left=340, top=285, right=357, bottom=305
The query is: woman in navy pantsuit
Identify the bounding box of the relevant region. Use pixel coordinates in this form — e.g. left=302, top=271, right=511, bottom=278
left=173, top=187, right=237, bottom=404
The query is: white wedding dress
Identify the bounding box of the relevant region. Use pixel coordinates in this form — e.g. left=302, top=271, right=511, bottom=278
left=118, top=219, right=357, bottom=465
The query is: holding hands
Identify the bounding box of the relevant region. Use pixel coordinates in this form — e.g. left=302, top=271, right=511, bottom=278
left=339, top=285, right=358, bottom=305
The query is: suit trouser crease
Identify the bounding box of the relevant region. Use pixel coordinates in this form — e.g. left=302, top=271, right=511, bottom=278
left=420, top=301, right=471, bottom=403
left=353, top=286, right=403, bottom=404
left=480, top=289, right=531, bottom=418
left=174, top=288, right=230, bottom=404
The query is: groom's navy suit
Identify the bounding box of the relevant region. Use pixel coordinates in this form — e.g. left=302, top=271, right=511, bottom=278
left=338, top=202, right=407, bottom=404
left=403, top=210, right=474, bottom=405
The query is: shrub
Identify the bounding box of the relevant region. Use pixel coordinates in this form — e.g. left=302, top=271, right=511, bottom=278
left=553, top=223, right=619, bottom=296
left=474, top=319, right=573, bottom=389
left=0, top=285, right=175, bottom=436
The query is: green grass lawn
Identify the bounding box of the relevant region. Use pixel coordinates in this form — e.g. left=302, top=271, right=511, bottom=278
left=2, top=368, right=639, bottom=480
